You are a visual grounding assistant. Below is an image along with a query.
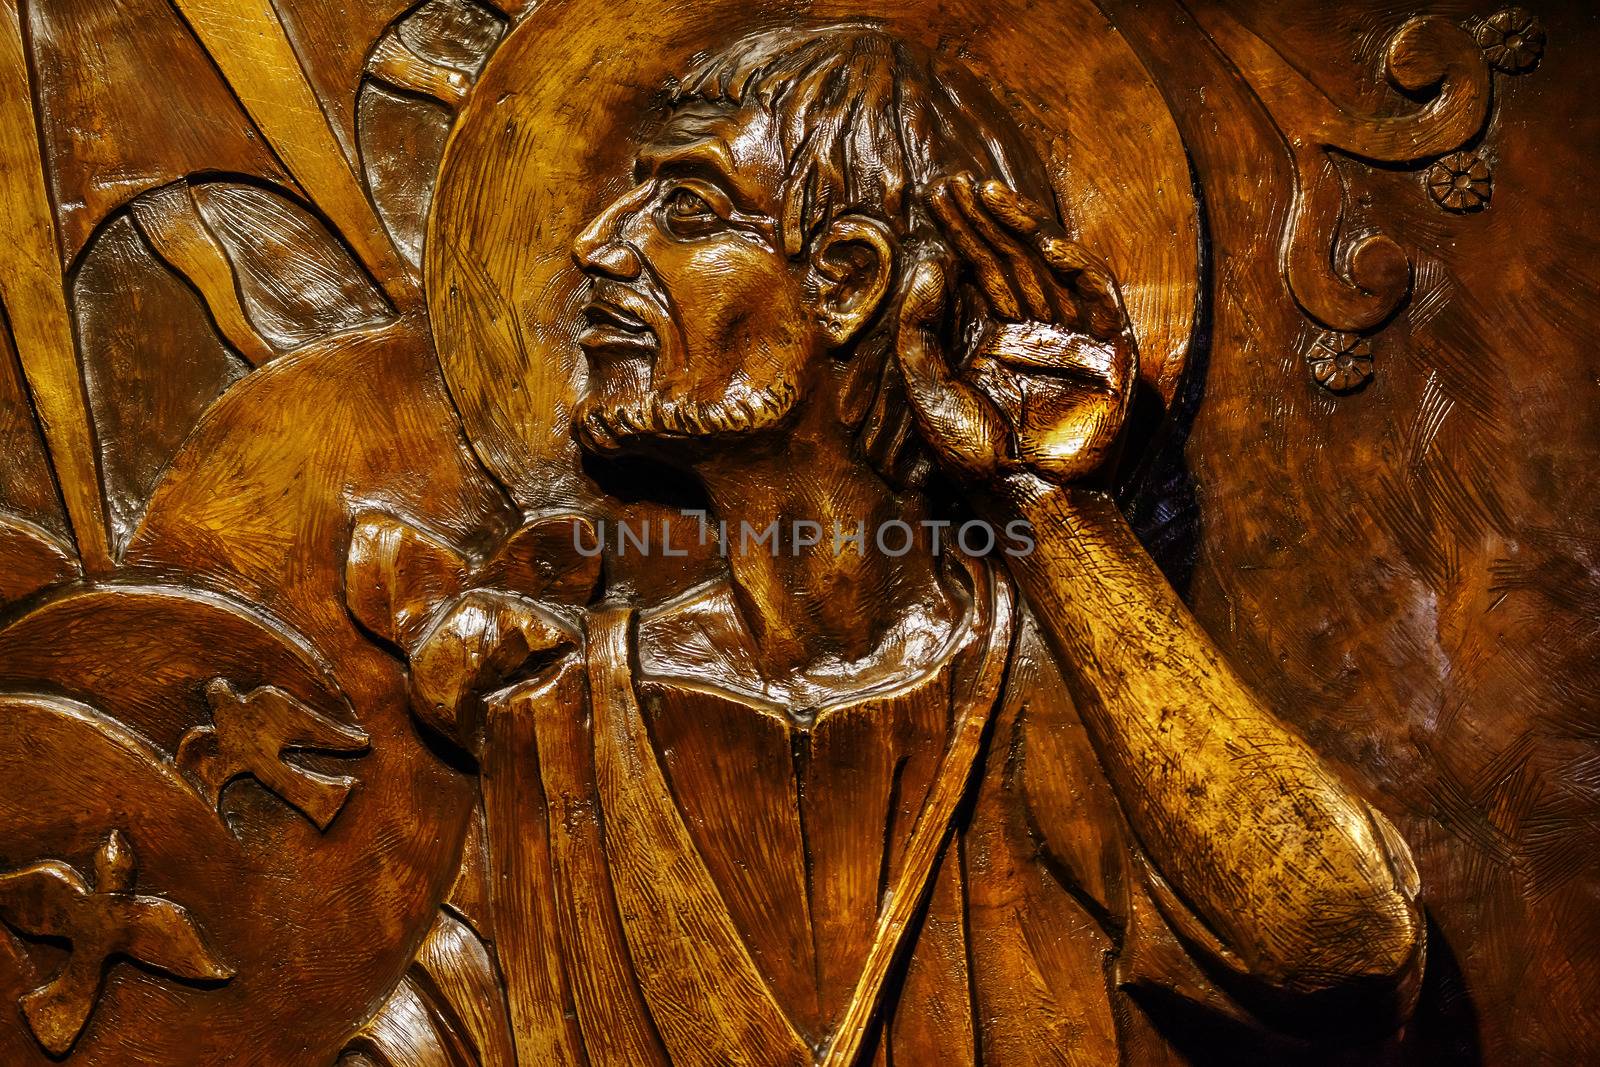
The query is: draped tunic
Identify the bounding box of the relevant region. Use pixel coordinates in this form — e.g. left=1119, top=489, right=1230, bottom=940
left=361, top=554, right=1250, bottom=1065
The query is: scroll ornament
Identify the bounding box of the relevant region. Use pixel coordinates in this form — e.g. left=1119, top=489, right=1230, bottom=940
left=1192, top=6, right=1544, bottom=393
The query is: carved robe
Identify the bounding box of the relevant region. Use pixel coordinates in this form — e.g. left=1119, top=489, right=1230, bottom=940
left=362, top=555, right=1255, bottom=1065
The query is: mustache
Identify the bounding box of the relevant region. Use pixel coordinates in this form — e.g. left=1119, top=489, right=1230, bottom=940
left=575, top=378, right=800, bottom=453
left=582, top=279, right=661, bottom=335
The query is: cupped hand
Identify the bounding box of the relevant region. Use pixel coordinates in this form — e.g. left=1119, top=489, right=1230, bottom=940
left=896, top=174, right=1137, bottom=487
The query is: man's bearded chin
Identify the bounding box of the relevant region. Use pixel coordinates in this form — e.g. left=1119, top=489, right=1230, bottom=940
left=574, top=376, right=801, bottom=455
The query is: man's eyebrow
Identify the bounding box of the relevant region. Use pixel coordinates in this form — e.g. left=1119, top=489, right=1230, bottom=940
left=635, top=139, right=737, bottom=185
left=634, top=154, right=723, bottom=188
left=635, top=139, right=771, bottom=218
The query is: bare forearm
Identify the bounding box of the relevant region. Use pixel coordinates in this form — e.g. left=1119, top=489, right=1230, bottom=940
left=985, top=473, right=1420, bottom=994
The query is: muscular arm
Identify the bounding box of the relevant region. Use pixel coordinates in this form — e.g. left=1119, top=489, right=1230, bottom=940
left=898, top=176, right=1424, bottom=1017
left=987, top=473, right=1423, bottom=1009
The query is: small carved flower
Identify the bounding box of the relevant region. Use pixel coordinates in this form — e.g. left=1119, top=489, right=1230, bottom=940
left=1474, top=8, right=1545, bottom=74
left=1427, top=152, right=1492, bottom=213
left=1307, top=332, right=1375, bottom=394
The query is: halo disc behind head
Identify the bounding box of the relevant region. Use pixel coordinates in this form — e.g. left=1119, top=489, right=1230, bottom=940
left=427, top=0, right=1198, bottom=507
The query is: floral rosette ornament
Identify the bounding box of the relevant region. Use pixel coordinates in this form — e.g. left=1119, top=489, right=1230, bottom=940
left=1475, top=8, right=1546, bottom=74
left=1428, top=151, right=1493, bottom=213
left=1307, top=332, right=1376, bottom=394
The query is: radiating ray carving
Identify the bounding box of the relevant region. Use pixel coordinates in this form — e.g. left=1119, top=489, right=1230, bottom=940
left=0, top=1, right=113, bottom=574
left=170, top=0, right=417, bottom=303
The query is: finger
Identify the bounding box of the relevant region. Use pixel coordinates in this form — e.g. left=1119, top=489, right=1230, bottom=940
left=1021, top=391, right=1128, bottom=483
left=979, top=180, right=1080, bottom=325
left=950, top=176, right=1054, bottom=323
left=1037, top=234, right=1124, bottom=340
left=978, top=179, right=1047, bottom=238
left=896, top=256, right=1008, bottom=476
left=1108, top=332, right=1139, bottom=398
left=929, top=180, right=1022, bottom=321
left=1082, top=302, right=1123, bottom=341
left=898, top=239, right=952, bottom=332
left=1038, top=233, right=1097, bottom=277
left=979, top=322, right=1117, bottom=386
left=1073, top=265, right=1126, bottom=341
left=898, top=337, right=1007, bottom=477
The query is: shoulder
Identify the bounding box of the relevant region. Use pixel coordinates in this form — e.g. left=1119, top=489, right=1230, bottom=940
left=636, top=578, right=767, bottom=696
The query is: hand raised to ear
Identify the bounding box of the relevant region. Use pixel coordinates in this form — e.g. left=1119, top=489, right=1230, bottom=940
left=895, top=241, right=1010, bottom=480
left=897, top=173, right=1138, bottom=486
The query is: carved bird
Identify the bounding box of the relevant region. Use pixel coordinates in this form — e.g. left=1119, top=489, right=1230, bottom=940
left=177, top=679, right=370, bottom=831
left=0, top=830, right=234, bottom=1056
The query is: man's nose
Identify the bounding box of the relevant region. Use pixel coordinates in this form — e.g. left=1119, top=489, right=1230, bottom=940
left=573, top=185, right=651, bottom=279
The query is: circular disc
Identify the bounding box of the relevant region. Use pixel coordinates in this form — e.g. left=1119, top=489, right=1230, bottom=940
left=428, top=0, right=1198, bottom=508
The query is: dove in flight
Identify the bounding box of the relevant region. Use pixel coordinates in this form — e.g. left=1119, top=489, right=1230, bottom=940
left=0, top=830, right=234, bottom=1055
left=177, top=679, right=370, bottom=831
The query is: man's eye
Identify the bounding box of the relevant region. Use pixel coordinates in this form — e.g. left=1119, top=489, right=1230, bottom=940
left=664, top=188, right=717, bottom=222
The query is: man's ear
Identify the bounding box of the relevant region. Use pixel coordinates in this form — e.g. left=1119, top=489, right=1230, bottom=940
left=811, top=214, right=895, bottom=348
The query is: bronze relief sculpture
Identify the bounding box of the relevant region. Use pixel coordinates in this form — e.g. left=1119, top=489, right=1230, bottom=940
left=0, top=1, right=1592, bottom=1064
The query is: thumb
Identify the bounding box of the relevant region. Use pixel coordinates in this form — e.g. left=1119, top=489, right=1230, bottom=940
left=895, top=252, right=1007, bottom=479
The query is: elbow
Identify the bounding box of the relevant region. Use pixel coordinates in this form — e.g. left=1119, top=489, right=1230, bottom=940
left=1363, top=890, right=1426, bottom=995
left=1357, top=884, right=1426, bottom=988
left=1305, top=803, right=1427, bottom=1012
left=1247, top=872, right=1426, bottom=1037
left=1297, top=880, right=1425, bottom=992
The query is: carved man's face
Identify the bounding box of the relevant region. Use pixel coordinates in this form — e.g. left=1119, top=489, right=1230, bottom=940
left=571, top=103, right=808, bottom=455
left=571, top=102, right=893, bottom=458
